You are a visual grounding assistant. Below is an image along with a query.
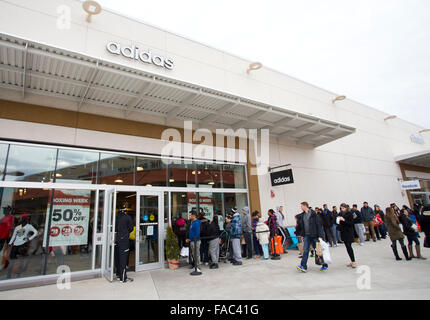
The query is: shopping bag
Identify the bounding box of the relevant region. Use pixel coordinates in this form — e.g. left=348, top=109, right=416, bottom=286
left=319, top=239, right=333, bottom=264
left=271, top=236, right=284, bottom=254
left=412, top=224, right=419, bottom=232
left=129, top=226, right=136, bottom=240
left=315, top=242, right=322, bottom=257
left=180, top=246, right=189, bottom=257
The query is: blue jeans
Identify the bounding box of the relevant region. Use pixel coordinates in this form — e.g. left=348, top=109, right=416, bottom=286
left=252, top=233, right=263, bottom=256
left=333, top=224, right=341, bottom=242
left=262, top=244, right=269, bottom=259
left=300, top=236, right=318, bottom=269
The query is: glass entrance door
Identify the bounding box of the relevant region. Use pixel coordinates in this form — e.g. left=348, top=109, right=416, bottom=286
left=135, top=192, right=164, bottom=271
left=103, top=188, right=116, bottom=282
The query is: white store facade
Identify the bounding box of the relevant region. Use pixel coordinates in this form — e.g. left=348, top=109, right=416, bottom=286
left=0, top=0, right=429, bottom=289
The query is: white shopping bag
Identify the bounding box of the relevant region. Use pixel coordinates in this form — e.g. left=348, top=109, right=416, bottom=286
left=180, top=246, right=189, bottom=257
left=319, top=239, right=333, bottom=264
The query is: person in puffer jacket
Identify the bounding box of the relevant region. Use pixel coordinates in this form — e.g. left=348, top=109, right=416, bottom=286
left=256, top=218, right=270, bottom=259
left=230, top=207, right=243, bottom=265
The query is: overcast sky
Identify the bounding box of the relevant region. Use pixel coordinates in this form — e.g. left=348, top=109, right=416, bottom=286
left=96, top=0, right=430, bottom=128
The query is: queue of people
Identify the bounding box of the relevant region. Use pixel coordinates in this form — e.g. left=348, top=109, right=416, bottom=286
left=171, top=201, right=430, bottom=274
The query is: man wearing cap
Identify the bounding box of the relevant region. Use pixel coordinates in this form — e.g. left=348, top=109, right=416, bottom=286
left=115, top=203, right=134, bottom=283
left=186, top=210, right=201, bottom=272
left=230, top=207, right=243, bottom=265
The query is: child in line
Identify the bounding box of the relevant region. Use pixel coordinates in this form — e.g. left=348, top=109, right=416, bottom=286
left=256, top=217, right=270, bottom=259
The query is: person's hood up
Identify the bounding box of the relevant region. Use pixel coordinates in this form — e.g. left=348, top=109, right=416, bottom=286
left=242, top=206, right=249, bottom=215
left=276, top=206, right=281, bottom=212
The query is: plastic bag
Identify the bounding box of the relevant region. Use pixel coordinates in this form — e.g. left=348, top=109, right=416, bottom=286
left=180, top=246, right=189, bottom=257
left=319, top=239, right=333, bottom=264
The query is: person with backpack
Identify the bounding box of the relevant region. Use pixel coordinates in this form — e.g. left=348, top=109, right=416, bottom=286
left=230, top=207, right=243, bottom=265
left=174, top=214, right=187, bottom=249
left=207, top=214, right=221, bottom=269
left=296, top=202, right=325, bottom=272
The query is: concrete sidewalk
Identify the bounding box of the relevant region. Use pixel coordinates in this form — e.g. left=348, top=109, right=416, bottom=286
left=1, top=239, right=429, bottom=300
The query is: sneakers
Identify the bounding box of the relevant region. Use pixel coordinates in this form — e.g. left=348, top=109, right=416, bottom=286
left=320, top=265, right=328, bottom=271
left=232, top=261, right=243, bottom=266
left=296, top=265, right=307, bottom=273
left=334, top=244, right=338, bottom=247
left=209, top=263, right=219, bottom=269
left=120, top=277, right=134, bottom=283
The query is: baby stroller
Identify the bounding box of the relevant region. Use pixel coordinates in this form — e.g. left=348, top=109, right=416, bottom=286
left=219, top=230, right=231, bottom=263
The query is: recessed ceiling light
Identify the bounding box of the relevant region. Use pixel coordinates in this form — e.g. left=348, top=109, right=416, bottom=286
left=169, top=178, right=175, bottom=183
left=146, top=184, right=152, bottom=187
left=55, top=173, right=63, bottom=177
left=137, top=166, right=144, bottom=171
left=208, top=181, right=215, bottom=185
left=115, top=179, right=123, bottom=183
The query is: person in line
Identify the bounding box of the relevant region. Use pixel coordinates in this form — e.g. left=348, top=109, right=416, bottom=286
left=337, top=204, right=357, bottom=268
left=385, top=207, right=411, bottom=261
left=332, top=206, right=343, bottom=244
left=267, top=209, right=280, bottom=258
left=373, top=207, right=384, bottom=240
left=418, top=204, right=430, bottom=247
left=275, top=206, right=288, bottom=252
left=207, top=214, right=221, bottom=269
left=321, top=204, right=336, bottom=247
left=241, top=206, right=253, bottom=260
left=374, top=205, right=387, bottom=239
left=352, top=204, right=365, bottom=246
left=256, top=216, right=270, bottom=260
left=186, top=210, right=202, bottom=272
left=399, top=209, right=426, bottom=259
left=230, top=207, right=243, bottom=265
left=114, top=204, right=134, bottom=283
left=173, top=214, right=187, bottom=249
left=361, top=202, right=376, bottom=242
left=251, top=211, right=263, bottom=258
left=294, top=214, right=304, bottom=259
left=391, top=203, right=401, bottom=217
left=185, top=212, right=193, bottom=267
left=296, top=202, right=326, bottom=272
left=198, top=211, right=210, bottom=266
left=224, top=213, right=233, bottom=262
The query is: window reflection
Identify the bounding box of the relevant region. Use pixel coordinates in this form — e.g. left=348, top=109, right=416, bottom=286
left=98, top=153, right=135, bottom=185
left=5, top=145, right=57, bottom=182
left=222, top=164, right=246, bottom=189
left=0, top=144, right=8, bottom=178
left=197, top=163, right=222, bottom=188
left=136, top=157, right=167, bottom=186
left=56, top=149, right=99, bottom=184
left=167, top=161, right=196, bottom=187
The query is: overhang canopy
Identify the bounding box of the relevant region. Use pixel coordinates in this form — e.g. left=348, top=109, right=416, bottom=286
left=0, top=33, right=355, bottom=147
left=395, top=150, right=430, bottom=168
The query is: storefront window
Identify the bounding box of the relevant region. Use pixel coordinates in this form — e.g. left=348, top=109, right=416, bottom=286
left=197, top=163, right=222, bottom=188
left=224, top=192, right=248, bottom=213
left=136, top=157, right=167, bottom=186
left=222, top=164, right=246, bottom=189
left=171, top=192, right=195, bottom=222
left=0, top=187, right=50, bottom=280
left=98, top=153, right=135, bottom=185
left=4, top=145, right=57, bottom=182
left=0, top=143, right=8, bottom=178
left=55, top=149, right=99, bottom=184
left=167, top=161, right=196, bottom=187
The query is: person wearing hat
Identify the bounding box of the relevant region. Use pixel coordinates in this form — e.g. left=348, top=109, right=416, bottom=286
left=186, top=210, right=201, bottom=272
left=115, top=203, right=134, bottom=283
left=230, top=207, right=243, bottom=265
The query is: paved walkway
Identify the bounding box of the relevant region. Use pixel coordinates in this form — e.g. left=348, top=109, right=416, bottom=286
left=1, top=239, right=429, bottom=300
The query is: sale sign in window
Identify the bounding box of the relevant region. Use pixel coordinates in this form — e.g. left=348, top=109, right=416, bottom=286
left=43, top=189, right=91, bottom=247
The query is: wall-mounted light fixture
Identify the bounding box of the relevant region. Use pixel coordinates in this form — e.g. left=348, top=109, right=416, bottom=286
left=419, top=129, right=430, bottom=134
left=82, top=0, right=102, bottom=23
left=384, top=115, right=397, bottom=121
left=332, top=96, right=346, bottom=103
left=247, top=62, right=263, bottom=74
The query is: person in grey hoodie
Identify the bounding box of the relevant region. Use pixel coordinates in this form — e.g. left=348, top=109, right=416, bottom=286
left=361, top=202, right=376, bottom=242
left=241, top=206, right=253, bottom=259
left=275, top=206, right=288, bottom=251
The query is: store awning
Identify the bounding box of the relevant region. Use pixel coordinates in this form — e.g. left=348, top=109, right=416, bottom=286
left=395, top=150, right=430, bottom=168
left=0, top=33, right=355, bottom=147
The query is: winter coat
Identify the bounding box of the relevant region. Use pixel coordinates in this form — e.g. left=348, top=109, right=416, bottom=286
left=230, top=213, right=242, bottom=239
left=360, top=206, right=375, bottom=222
left=255, top=220, right=270, bottom=245
left=241, top=207, right=252, bottom=233
left=399, top=214, right=417, bottom=236
left=419, top=205, right=430, bottom=234
left=385, top=212, right=404, bottom=241
left=321, top=210, right=334, bottom=227
left=275, top=206, right=285, bottom=228
left=295, top=210, right=324, bottom=238
left=352, top=209, right=363, bottom=224
left=267, top=213, right=278, bottom=237
left=206, top=219, right=220, bottom=241
left=337, top=210, right=355, bottom=243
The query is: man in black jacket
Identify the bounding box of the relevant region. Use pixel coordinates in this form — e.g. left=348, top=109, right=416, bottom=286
left=115, top=204, right=134, bottom=283
left=322, top=204, right=337, bottom=247
left=296, top=202, right=325, bottom=272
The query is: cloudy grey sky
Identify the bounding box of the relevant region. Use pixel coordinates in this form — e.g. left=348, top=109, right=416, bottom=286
left=96, top=0, right=430, bottom=128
